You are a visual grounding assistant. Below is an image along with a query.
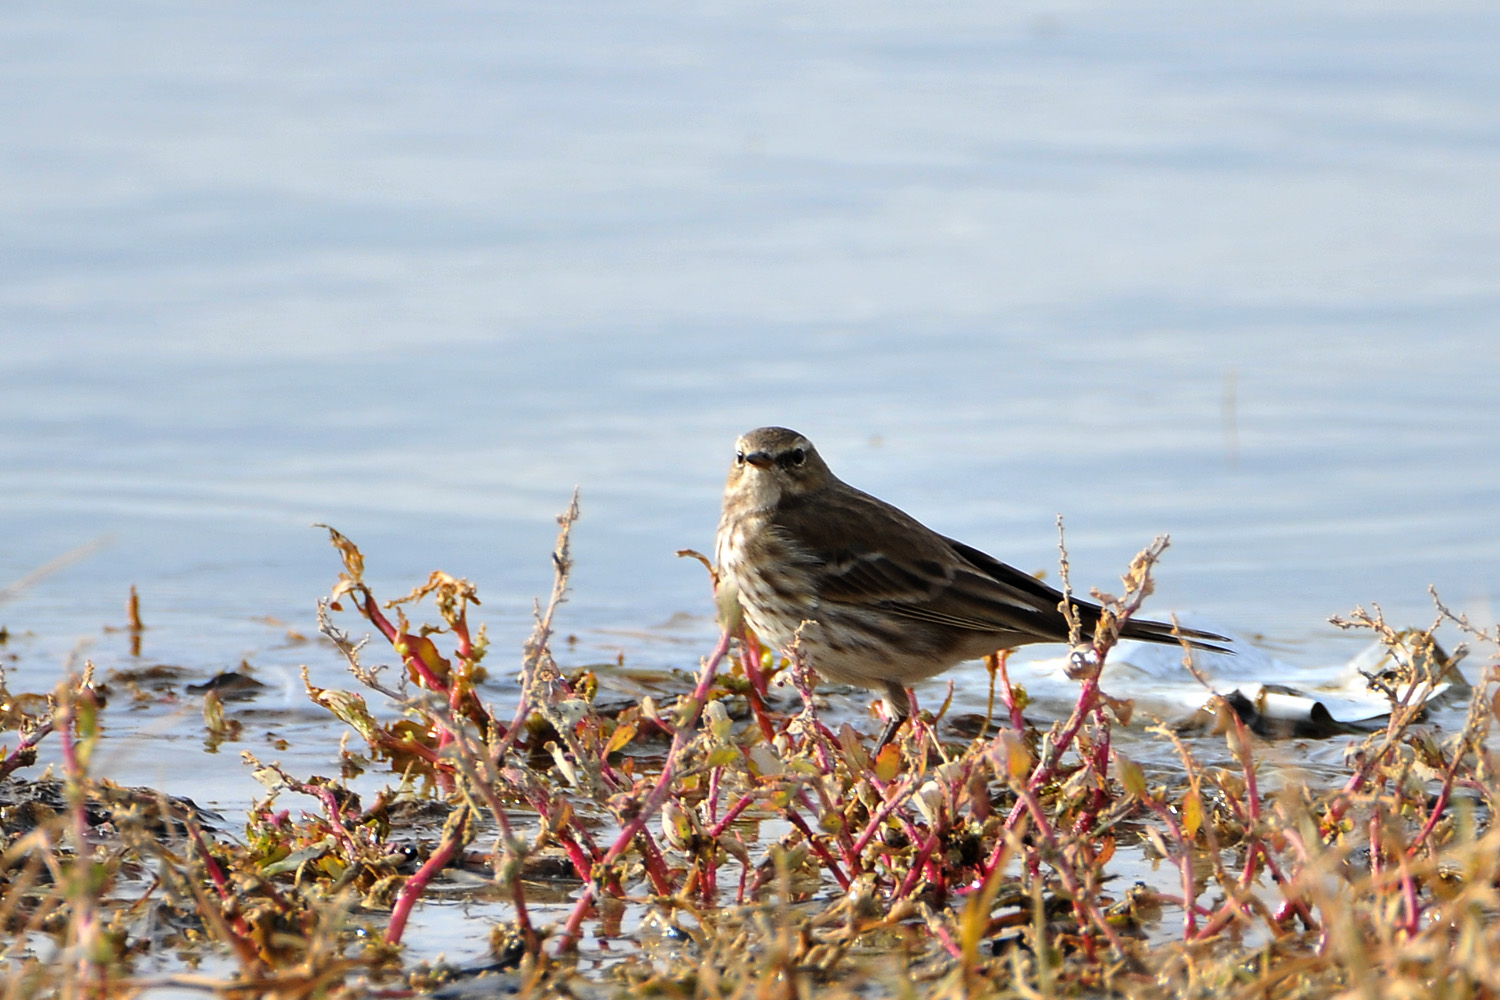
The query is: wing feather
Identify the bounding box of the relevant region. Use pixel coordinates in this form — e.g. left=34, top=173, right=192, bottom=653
left=772, top=481, right=1231, bottom=654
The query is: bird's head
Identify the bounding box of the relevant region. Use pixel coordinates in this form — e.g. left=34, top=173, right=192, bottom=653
left=724, top=427, right=833, bottom=508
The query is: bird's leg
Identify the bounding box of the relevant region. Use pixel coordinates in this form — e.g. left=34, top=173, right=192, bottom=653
left=873, top=681, right=914, bottom=751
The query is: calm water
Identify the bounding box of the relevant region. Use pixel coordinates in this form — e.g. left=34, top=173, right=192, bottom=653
left=3, top=2, right=1498, bottom=814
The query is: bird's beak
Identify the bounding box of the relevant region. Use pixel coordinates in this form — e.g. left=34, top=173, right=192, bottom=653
left=744, top=451, right=774, bottom=469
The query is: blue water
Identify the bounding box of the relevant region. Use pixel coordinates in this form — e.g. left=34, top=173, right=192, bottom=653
left=2, top=2, right=1498, bottom=794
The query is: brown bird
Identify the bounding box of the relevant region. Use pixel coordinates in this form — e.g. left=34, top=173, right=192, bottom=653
left=715, top=426, right=1231, bottom=746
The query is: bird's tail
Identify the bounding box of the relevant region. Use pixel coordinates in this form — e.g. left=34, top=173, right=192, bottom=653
left=1114, top=615, right=1233, bottom=655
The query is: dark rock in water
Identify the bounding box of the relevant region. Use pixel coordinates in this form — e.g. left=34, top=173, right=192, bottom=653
left=423, top=961, right=526, bottom=999
left=1220, top=688, right=1378, bottom=739
left=186, top=671, right=268, bottom=700
left=0, top=776, right=223, bottom=840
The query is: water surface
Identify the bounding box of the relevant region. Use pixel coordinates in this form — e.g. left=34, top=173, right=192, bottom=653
left=2, top=1, right=1497, bottom=808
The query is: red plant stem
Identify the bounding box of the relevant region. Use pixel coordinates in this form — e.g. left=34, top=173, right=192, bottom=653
left=1010, top=777, right=1128, bottom=954
left=1140, top=797, right=1197, bottom=938
left=377, top=730, right=456, bottom=772
left=908, top=706, right=934, bottom=772
left=442, top=739, right=539, bottom=950
left=554, top=826, right=597, bottom=884
left=1273, top=900, right=1301, bottom=924
left=1408, top=785, right=1452, bottom=858
left=736, top=859, right=751, bottom=904
left=740, top=629, right=769, bottom=702
left=1077, top=712, right=1113, bottom=831
left=709, top=793, right=756, bottom=840
left=1237, top=843, right=1261, bottom=888
left=894, top=831, right=940, bottom=899
left=804, top=719, right=841, bottom=777
left=59, top=699, right=84, bottom=786
left=185, top=819, right=232, bottom=899
left=516, top=784, right=601, bottom=882
left=593, top=757, right=631, bottom=794
left=707, top=765, right=723, bottom=824
left=1238, top=841, right=1270, bottom=891
left=796, top=780, right=859, bottom=875
left=867, top=773, right=940, bottom=871
left=0, top=720, right=55, bottom=781
left=453, top=610, right=473, bottom=661
left=1397, top=847, right=1421, bottom=936
left=1229, top=711, right=1261, bottom=823
left=343, top=587, right=489, bottom=773
left=394, top=638, right=448, bottom=694
left=850, top=777, right=916, bottom=857
left=788, top=647, right=844, bottom=779
left=700, top=853, right=717, bottom=905
left=1227, top=726, right=1280, bottom=900
left=985, top=656, right=1106, bottom=874
left=781, top=807, right=852, bottom=890
left=1193, top=893, right=1268, bottom=940
left=442, top=608, right=499, bottom=739
left=354, top=588, right=399, bottom=644
left=701, top=765, right=724, bottom=901
left=1326, top=687, right=1428, bottom=826
left=1264, top=831, right=1321, bottom=931
left=508, top=881, right=537, bottom=955
left=928, top=919, right=964, bottom=961
left=386, top=810, right=469, bottom=946
left=183, top=818, right=258, bottom=944
left=352, top=586, right=458, bottom=710
left=1408, top=732, right=1468, bottom=857
left=281, top=776, right=363, bottom=859
left=996, top=650, right=1026, bottom=731
left=738, top=631, right=778, bottom=742
left=1028, top=667, right=1103, bottom=795
left=557, top=628, right=732, bottom=950
left=431, top=609, right=474, bottom=758
left=635, top=828, right=675, bottom=896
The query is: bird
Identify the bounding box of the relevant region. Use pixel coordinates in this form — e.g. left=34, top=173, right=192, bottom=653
left=714, top=426, right=1231, bottom=747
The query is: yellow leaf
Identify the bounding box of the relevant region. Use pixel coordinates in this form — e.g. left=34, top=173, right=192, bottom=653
left=837, top=724, right=870, bottom=774
left=1181, top=789, right=1203, bottom=839
left=604, top=722, right=637, bottom=755
left=1115, top=751, right=1146, bottom=799
left=960, top=864, right=1006, bottom=968
left=874, top=743, right=901, bottom=783
left=400, top=632, right=452, bottom=686
left=705, top=699, right=734, bottom=743
left=705, top=746, right=740, bottom=768
left=996, top=730, right=1032, bottom=785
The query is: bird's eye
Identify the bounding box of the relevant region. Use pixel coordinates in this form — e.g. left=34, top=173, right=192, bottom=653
left=785, top=448, right=806, bottom=467
left=735, top=451, right=746, bottom=466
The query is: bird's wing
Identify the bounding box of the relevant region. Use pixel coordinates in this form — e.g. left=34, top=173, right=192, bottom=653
left=822, top=549, right=1060, bottom=636
left=776, top=486, right=1232, bottom=652
left=776, top=486, right=1069, bottom=639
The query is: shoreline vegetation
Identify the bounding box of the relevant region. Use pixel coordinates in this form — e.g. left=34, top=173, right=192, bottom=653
left=1, top=496, right=1495, bottom=999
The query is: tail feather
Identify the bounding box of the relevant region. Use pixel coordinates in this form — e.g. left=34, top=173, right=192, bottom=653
left=1115, top=615, right=1232, bottom=655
